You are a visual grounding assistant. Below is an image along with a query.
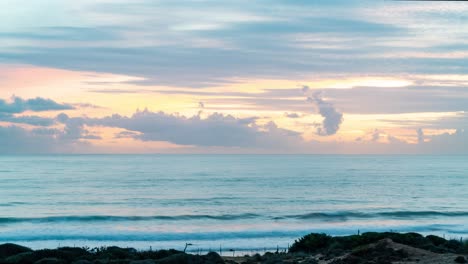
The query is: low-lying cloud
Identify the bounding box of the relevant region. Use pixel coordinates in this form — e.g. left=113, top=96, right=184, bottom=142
left=85, top=110, right=302, bottom=148
left=1, top=95, right=468, bottom=154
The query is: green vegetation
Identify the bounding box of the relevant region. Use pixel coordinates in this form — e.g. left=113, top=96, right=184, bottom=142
left=290, top=231, right=468, bottom=256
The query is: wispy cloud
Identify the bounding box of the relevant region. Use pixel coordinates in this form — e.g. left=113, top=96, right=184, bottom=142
left=0, top=96, right=73, bottom=113
left=2, top=0, right=466, bottom=87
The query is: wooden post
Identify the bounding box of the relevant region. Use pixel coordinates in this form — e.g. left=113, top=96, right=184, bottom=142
left=184, top=243, right=193, bottom=253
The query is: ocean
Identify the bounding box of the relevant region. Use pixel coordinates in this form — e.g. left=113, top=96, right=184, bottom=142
left=0, top=155, right=467, bottom=253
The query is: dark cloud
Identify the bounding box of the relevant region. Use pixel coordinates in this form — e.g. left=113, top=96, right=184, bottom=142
left=0, top=96, right=73, bottom=114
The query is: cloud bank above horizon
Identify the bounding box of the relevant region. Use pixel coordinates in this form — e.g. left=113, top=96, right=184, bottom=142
left=1, top=0, right=468, bottom=154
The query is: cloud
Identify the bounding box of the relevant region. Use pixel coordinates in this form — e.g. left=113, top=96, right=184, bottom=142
left=215, top=16, right=402, bottom=36
left=72, top=103, right=104, bottom=109
left=2, top=106, right=468, bottom=154
left=0, top=126, right=56, bottom=154
left=372, top=129, right=381, bottom=142
left=197, top=101, right=205, bottom=116
left=0, top=124, right=100, bottom=154
left=5, top=0, right=464, bottom=88
left=284, top=112, right=300, bottom=118
left=323, top=86, right=468, bottom=114
left=185, top=84, right=468, bottom=115
left=0, top=96, right=303, bottom=152
left=0, top=96, right=74, bottom=127
left=0, top=96, right=73, bottom=114
left=306, top=91, right=344, bottom=136
left=0, top=113, right=100, bottom=154
left=84, top=109, right=302, bottom=148
left=0, top=113, right=55, bottom=126
left=56, top=113, right=101, bottom=141
left=0, top=96, right=85, bottom=153
left=114, top=130, right=140, bottom=139
left=417, top=128, right=424, bottom=144
left=0, top=27, right=120, bottom=42
left=0, top=125, right=91, bottom=154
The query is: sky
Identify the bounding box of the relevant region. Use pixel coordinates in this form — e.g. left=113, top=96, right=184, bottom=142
left=1, top=0, right=468, bottom=154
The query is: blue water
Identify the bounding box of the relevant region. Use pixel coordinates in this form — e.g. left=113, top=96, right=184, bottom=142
left=0, top=155, right=467, bottom=252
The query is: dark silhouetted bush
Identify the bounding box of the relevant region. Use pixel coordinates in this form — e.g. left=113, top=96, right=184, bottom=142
left=426, top=235, right=446, bottom=246
left=2, top=252, right=36, bottom=264
left=289, top=233, right=332, bottom=253
left=0, top=244, right=32, bottom=259
left=33, top=258, right=66, bottom=264
left=455, top=256, right=467, bottom=263
left=136, top=249, right=180, bottom=261
left=290, top=231, right=468, bottom=255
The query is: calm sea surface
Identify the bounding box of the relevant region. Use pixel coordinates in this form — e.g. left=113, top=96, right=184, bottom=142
left=0, top=155, right=467, bottom=252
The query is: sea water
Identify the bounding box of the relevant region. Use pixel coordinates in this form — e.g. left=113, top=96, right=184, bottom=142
left=0, top=155, right=467, bottom=252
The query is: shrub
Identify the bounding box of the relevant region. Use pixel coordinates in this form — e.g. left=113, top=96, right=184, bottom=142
left=289, top=233, right=332, bottom=253
left=0, top=244, right=32, bottom=259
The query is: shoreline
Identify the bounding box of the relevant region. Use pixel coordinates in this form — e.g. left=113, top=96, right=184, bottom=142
left=1, top=232, right=467, bottom=264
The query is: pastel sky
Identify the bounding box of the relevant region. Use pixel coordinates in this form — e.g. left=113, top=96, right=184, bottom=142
left=1, top=0, right=468, bottom=154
